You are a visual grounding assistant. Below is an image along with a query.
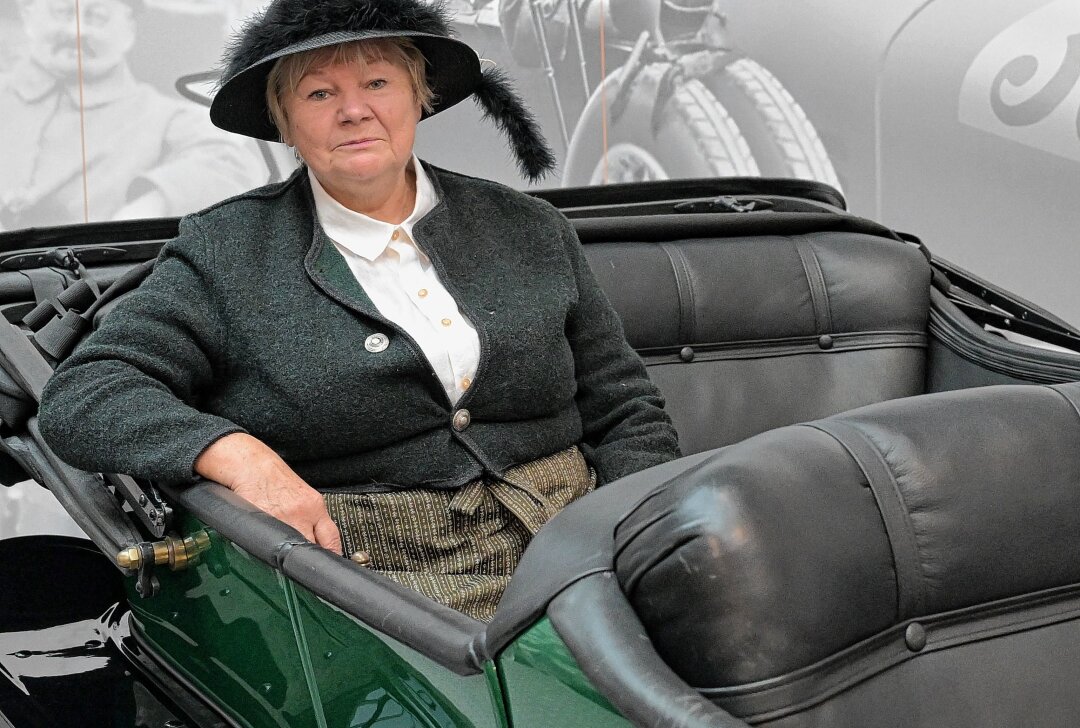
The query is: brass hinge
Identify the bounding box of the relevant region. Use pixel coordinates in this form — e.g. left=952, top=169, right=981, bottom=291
left=116, top=531, right=211, bottom=597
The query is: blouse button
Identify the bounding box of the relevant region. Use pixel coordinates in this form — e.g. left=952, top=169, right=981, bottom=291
left=417, top=288, right=429, bottom=298
left=391, top=229, right=401, bottom=241
left=461, top=377, right=472, bottom=390
left=441, top=318, right=452, bottom=327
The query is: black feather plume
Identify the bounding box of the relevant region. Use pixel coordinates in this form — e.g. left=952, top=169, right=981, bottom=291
left=472, top=68, right=556, bottom=182
left=222, top=0, right=455, bottom=79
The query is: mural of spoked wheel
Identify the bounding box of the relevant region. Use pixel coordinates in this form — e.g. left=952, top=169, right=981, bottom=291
left=562, top=59, right=841, bottom=191
left=563, top=64, right=759, bottom=185
left=704, top=56, right=842, bottom=191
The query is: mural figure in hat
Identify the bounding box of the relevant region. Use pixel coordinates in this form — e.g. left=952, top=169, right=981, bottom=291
left=38, top=0, right=679, bottom=622
left=0, top=0, right=265, bottom=231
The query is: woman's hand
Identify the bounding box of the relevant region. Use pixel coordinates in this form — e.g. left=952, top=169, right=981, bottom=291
left=194, top=433, right=343, bottom=555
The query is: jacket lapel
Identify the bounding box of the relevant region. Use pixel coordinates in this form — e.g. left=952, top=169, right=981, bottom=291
left=301, top=163, right=497, bottom=329
left=410, top=164, right=500, bottom=317
left=303, top=210, right=385, bottom=322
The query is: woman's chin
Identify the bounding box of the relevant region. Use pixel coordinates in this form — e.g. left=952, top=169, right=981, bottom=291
left=325, top=153, right=406, bottom=185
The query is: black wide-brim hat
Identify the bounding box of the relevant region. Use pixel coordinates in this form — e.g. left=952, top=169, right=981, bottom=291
left=211, top=0, right=555, bottom=181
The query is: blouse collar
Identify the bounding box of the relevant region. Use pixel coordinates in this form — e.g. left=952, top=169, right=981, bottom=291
left=308, top=155, right=437, bottom=262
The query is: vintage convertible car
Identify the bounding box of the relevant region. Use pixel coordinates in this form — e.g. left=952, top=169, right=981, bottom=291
left=2, top=177, right=1080, bottom=728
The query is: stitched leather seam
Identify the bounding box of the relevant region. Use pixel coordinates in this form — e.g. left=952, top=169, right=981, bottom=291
left=676, top=246, right=700, bottom=343
left=659, top=243, right=698, bottom=343
left=699, top=585, right=1080, bottom=719
left=638, top=331, right=927, bottom=361
left=793, top=236, right=832, bottom=334
left=806, top=240, right=833, bottom=331
left=803, top=421, right=925, bottom=619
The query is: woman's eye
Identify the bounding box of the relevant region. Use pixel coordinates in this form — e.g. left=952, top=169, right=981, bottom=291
left=308, top=89, right=330, bottom=100
left=368, top=79, right=387, bottom=90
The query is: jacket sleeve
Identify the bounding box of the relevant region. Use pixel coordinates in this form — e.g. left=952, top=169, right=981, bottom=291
left=37, top=215, right=246, bottom=484
left=559, top=216, right=681, bottom=484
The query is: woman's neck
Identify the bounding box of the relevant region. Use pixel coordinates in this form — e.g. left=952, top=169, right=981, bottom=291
left=314, top=163, right=417, bottom=224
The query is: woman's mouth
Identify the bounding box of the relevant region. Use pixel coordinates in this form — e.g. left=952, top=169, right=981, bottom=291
left=337, top=139, right=380, bottom=150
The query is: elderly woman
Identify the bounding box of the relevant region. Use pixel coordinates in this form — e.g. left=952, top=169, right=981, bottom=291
left=37, top=0, right=679, bottom=621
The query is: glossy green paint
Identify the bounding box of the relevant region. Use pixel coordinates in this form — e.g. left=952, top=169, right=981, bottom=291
left=482, top=662, right=511, bottom=728
left=496, top=617, right=630, bottom=728
left=279, top=574, right=330, bottom=727
left=126, top=516, right=505, bottom=728
left=287, top=580, right=501, bottom=727
left=128, top=521, right=317, bottom=727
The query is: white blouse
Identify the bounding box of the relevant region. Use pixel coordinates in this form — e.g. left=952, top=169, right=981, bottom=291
left=308, top=160, right=481, bottom=405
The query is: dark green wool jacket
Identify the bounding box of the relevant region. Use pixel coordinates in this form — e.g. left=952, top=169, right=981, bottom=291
left=38, top=164, right=680, bottom=490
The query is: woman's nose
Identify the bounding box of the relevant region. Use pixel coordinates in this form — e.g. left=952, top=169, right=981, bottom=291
left=337, top=89, right=374, bottom=123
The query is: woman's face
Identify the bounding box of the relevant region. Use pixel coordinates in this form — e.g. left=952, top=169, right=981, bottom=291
left=283, top=56, right=421, bottom=195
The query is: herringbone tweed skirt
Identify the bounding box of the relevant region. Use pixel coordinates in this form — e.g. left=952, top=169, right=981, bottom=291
left=324, top=446, right=595, bottom=622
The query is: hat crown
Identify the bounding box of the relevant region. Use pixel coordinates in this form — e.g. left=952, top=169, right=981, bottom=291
left=223, top=0, right=455, bottom=82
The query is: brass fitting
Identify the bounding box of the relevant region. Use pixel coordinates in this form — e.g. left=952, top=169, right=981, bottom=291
left=117, top=531, right=211, bottom=571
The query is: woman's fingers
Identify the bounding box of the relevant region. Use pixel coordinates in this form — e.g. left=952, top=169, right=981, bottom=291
left=227, top=474, right=340, bottom=551
left=197, top=434, right=344, bottom=553
left=314, top=516, right=344, bottom=556
left=256, top=484, right=342, bottom=554
left=263, top=483, right=336, bottom=550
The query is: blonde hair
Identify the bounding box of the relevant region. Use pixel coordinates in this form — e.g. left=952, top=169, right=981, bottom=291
left=265, top=38, right=435, bottom=143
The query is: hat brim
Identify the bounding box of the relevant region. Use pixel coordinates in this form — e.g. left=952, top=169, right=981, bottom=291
left=210, top=30, right=481, bottom=141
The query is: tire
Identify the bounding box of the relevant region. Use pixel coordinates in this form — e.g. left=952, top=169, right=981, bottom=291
left=704, top=57, right=843, bottom=191
left=562, top=65, right=759, bottom=186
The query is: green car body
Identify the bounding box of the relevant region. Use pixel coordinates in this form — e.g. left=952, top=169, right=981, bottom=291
left=131, top=513, right=621, bottom=728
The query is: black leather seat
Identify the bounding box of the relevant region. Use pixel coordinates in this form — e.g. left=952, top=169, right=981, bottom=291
left=584, top=230, right=932, bottom=453
left=613, top=381, right=1080, bottom=726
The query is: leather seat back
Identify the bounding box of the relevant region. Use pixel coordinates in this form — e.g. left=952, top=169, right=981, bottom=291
left=613, top=381, right=1080, bottom=726
left=584, top=230, right=932, bottom=452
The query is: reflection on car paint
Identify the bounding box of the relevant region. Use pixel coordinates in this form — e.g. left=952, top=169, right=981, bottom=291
left=0, top=603, right=187, bottom=727
left=0, top=615, right=113, bottom=694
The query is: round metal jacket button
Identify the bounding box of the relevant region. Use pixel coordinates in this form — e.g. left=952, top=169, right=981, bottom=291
left=452, top=409, right=471, bottom=432
left=364, top=333, right=389, bottom=353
